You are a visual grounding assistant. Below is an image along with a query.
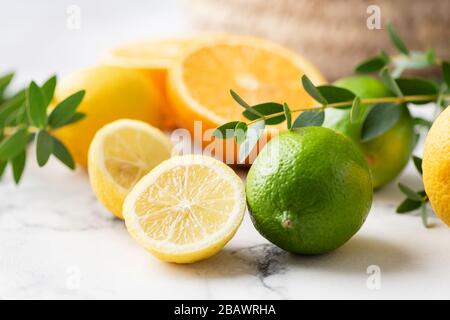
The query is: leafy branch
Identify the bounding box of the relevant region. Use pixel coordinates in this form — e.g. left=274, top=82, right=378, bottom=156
left=0, top=72, right=85, bottom=184
left=214, top=66, right=450, bottom=162
left=213, top=24, right=449, bottom=228
left=215, top=25, right=450, bottom=163
left=356, top=24, right=443, bottom=78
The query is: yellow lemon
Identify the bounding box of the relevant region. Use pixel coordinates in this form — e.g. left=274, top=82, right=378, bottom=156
left=54, top=66, right=163, bottom=167
left=88, top=119, right=172, bottom=219
left=100, top=35, right=229, bottom=130
left=423, top=107, right=450, bottom=227
left=123, top=155, right=246, bottom=263
left=100, top=38, right=194, bottom=130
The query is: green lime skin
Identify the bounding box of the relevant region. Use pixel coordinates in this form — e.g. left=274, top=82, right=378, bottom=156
left=323, top=76, right=415, bottom=188
left=246, top=127, right=373, bottom=255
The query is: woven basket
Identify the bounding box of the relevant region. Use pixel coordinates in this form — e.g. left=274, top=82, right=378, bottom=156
left=186, top=0, right=450, bottom=80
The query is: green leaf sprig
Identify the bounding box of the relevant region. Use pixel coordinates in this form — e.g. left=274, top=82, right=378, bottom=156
left=0, top=72, right=85, bottom=184
left=214, top=24, right=450, bottom=163
left=213, top=24, right=448, bottom=227
left=396, top=156, right=430, bottom=228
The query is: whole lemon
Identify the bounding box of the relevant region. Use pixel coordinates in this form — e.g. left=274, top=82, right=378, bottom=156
left=423, top=107, right=450, bottom=227
left=53, top=66, right=162, bottom=167
left=246, top=127, right=373, bottom=255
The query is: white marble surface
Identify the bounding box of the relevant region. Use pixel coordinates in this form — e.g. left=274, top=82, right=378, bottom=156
left=1, top=0, right=449, bottom=300
left=0, top=157, right=449, bottom=300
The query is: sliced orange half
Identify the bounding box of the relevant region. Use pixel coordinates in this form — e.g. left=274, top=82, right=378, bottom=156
left=167, top=35, right=326, bottom=163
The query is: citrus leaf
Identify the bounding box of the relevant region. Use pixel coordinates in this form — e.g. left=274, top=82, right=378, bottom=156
left=41, top=75, right=57, bottom=104
left=48, top=90, right=85, bottom=129
left=317, top=85, right=355, bottom=106
left=380, top=67, right=403, bottom=97
left=355, top=56, right=389, bottom=74
left=0, top=90, right=26, bottom=126
left=11, top=150, right=26, bottom=184
left=0, top=72, right=14, bottom=101
left=396, top=198, right=422, bottom=214
left=395, top=78, right=438, bottom=104
left=234, top=122, right=248, bottom=145
left=0, top=128, right=29, bottom=161
left=426, top=49, right=436, bottom=65
left=213, top=121, right=240, bottom=139
left=26, top=81, right=47, bottom=128
left=242, top=102, right=285, bottom=125
left=350, top=96, right=363, bottom=123
left=387, top=24, right=409, bottom=56
left=398, top=183, right=424, bottom=202
left=413, top=117, right=432, bottom=129
left=412, top=156, right=423, bottom=175
left=361, top=103, right=401, bottom=142
left=36, top=130, right=54, bottom=167
left=350, top=97, right=363, bottom=123
left=61, top=112, right=86, bottom=127
left=52, top=136, right=75, bottom=170
left=283, top=103, right=292, bottom=130
left=0, top=160, right=7, bottom=180
left=238, top=120, right=265, bottom=163
left=443, top=61, right=450, bottom=88
left=6, top=105, right=28, bottom=127
left=301, top=75, right=327, bottom=104
left=412, top=132, right=420, bottom=150
left=396, top=78, right=438, bottom=95
left=292, top=109, right=325, bottom=128
left=230, top=90, right=262, bottom=117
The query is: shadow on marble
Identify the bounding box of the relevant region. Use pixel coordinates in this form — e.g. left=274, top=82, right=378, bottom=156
left=163, top=243, right=286, bottom=280
left=164, top=235, right=413, bottom=280
left=287, top=235, right=414, bottom=274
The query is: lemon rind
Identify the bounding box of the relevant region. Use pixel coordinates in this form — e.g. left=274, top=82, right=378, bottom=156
left=123, top=154, right=246, bottom=259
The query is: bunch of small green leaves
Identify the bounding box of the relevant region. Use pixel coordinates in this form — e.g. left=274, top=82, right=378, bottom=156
left=213, top=24, right=450, bottom=225
left=396, top=156, right=430, bottom=227
left=355, top=24, right=449, bottom=127
left=0, top=72, right=85, bottom=184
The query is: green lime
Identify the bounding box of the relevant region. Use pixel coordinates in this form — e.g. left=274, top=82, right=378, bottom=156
left=323, top=76, right=415, bottom=188
left=246, top=127, right=373, bottom=255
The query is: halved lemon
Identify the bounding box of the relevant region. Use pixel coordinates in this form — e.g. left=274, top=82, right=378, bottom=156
left=123, top=155, right=246, bottom=263
left=167, top=35, right=326, bottom=162
left=88, top=119, right=172, bottom=219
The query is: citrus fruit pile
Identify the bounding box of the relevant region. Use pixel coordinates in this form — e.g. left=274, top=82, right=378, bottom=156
left=55, top=33, right=447, bottom=264
left=50, top=35, right=330, bottom=264
left=54, top=35, right=325, bottom=167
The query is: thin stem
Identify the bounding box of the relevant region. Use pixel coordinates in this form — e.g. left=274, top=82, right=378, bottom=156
left=247, top=93, right=450, bottom=126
